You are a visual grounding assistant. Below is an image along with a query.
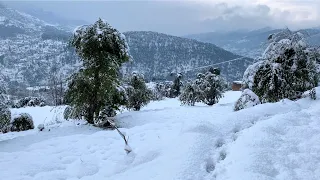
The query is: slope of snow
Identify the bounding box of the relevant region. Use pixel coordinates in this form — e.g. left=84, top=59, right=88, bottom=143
left=1, top=90, right=320, bottom=180
left=10, top=105, right=67, bottom=126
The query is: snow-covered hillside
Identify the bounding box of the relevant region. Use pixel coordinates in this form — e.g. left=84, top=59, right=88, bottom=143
left=1, top=89, right=320, bottom=180
left=0, top=4, right=79, bottom=91
left=124, top=31, right=253, bottom=82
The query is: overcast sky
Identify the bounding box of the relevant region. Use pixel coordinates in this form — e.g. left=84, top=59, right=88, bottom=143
left=4, top=0, right=320, bottom=35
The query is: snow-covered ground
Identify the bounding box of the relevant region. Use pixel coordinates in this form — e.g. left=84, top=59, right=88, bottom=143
left=1, top=90, right=320, bottom=180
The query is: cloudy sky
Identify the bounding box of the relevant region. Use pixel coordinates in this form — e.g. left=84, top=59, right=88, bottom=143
left=4, top=0, right=320, bottom=35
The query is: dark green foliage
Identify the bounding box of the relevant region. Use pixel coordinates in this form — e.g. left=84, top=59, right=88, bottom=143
left=63, top=106, right=82, bottom=120
left=179, top=81, right=200, bottom=106
left=208, top=67, right=221, bottom=76
left=11, top=113, right=34, bottom=132
left=126, top=73, right=152, bottom=111
left=0, top=74, right=7, bottom=107
left=0, top=107, right=10, bottom=132
left=150, top=88, right=164, bottom=101
left=94, top=106, right=117, bottom=128
left=171, top=73, right=183, bottom=98
left=310, top=88, right=316, bottom=100
left=65, top=19, right=130, bottom=124
left=41, top=25, right=71, bottom=41
left=155, top=81, right=173, bottom=98
left=253, top=48, right=318, bottom=102
left=179, top=68, right=226, bottom=106
left=196, top=70, right=226, bottom=106
left=13, top=97, right=46, bottom=108
left=0, top=24, right=25, bottom=38
left=245, top=30, right=319, bottom=103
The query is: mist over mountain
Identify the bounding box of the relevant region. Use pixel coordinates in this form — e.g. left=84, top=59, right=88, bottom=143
left=186, top=27, right=320, bottom=58
left=2, top=1, right=88, bottom=31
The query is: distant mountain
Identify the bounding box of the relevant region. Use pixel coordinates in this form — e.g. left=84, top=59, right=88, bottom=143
left=123, top=31, right=253, bottom=82
left=10, top=8, right=88, bottom=31
left=0, top=4, right=254, bottom=100
left=2, top=1, right=88, bottom=31
left=185, top=27, right=320, bottom=58
left=0, top=4, right=78, bottom=96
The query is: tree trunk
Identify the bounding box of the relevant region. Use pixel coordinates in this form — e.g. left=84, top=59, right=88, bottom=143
left=86, top=106, right=95, bottom=124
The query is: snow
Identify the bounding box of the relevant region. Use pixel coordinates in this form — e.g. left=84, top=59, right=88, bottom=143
left=235, top=89, right=261, bottom=111
left=10, top=106, right=66, bottom=127
left=1, top=90, right=320, bottom=180
left=233, top=80, right=243, bottom=84
left=26, top=86, right=50, bottom=91
left=0, top=16, right=5, bottom=23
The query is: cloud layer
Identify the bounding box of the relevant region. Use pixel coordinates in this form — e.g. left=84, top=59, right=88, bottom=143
left=4, top=0, right=320, bottom=35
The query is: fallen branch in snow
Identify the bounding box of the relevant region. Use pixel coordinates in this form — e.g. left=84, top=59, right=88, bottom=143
left=107, top=119, right=132, bottom=154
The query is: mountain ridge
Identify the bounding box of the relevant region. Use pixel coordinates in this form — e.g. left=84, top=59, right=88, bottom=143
left=123, top=31, right=253, bottom=82
left=185, top=27, right=320, bottom=58
left=0, top=5, right=253, bottom=99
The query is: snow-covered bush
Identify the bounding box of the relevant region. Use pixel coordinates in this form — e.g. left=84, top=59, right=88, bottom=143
left=99, top=105, right=116, bottom=118
left=125, top=72, right=152, bottom=111
left=310, top=88, right=316, bottom=100
left=196, top=69, right=226, bottom=106
left=149, top=88, right=164, bottom=101
left=13, top=97, right=46, bottom=108
left=243, top=30, right=319, bottom=103
left=37, top=124, right=45, bottom=131
left=0, top=107, right=11, bottom=132
left=63, top=106, right=82, bottom=120
left=94, top=106, right=117, bottom=128
left=180, top=68, right=226, bottom=106
left=170, top=73, right=183, bottom=98
left=11, top=113, right=34, bottom=132
left=155, top=81, right=174, bottom=98
left=179, top=81, right=200, bottom=106
left=234, top=89, right=261, bottom=111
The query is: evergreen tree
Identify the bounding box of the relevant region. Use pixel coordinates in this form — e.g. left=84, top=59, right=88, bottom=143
left=65, top=19, right=130, bottom=124
left=0, top=73, right=10, bottom=132
left=0, top=73, right=7, bottom=107
left=197, top=69, right=226, bottom=106
left=243, top=30, right=319, bottom=102
left=179, top=81, right=200, bottom=106
left=171, top=73, right=183, bottom=98
left=208, top=67, right=221, bottom=75
left=125, top=72, right=151, bottom=111
left=0, top=107, right=10, bottom=132
left=155, top=81, right=173, bottom=98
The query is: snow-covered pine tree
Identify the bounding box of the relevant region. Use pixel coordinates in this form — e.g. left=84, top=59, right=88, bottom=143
left=179, top=81, right=200, bottom=106
left=170, top=73, right=183, bottom=98
left=0, top=73, right=7, bottom=107
left=197, top=69, right=226, bottom=106
left=0, top=73, right=10, bottom=132
left=125, top=72, right=152, bottom=111
left=155, top=81, right=173, bottom=98
left=65, top=18, right=130, bottom=124
left=243, top=29, right=319, bottom=102
left=0, top=107, right=10, bottom=132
